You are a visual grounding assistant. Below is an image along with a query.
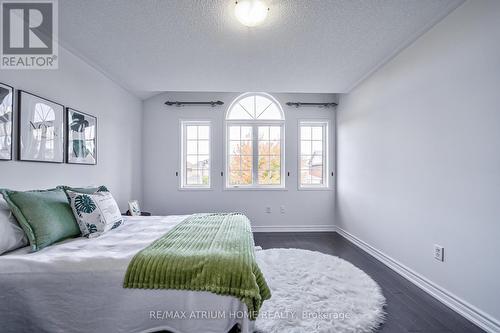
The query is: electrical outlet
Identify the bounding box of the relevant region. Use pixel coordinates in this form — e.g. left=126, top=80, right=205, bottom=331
left=265, top=207, right=271, bottom=214
left=280, top=205, right=285, bottom=214
left=434, top=245, right=444, bottom=262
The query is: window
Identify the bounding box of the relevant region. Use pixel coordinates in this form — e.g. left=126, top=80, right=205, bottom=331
left=299, top=121, right=328, bottom=188
left=180, top=121, right=211, bottom=189
left=226, top=93, right=284, bottom=188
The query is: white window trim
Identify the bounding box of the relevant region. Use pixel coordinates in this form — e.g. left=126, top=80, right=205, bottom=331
left=224, top=92, right=286, bottom=190
left=179, top=120, right=212, bottom=190
left=297, top=119, right=331, bottom=191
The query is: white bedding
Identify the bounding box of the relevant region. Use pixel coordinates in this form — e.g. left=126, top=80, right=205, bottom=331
left=0, top=215, right=254, bottom=333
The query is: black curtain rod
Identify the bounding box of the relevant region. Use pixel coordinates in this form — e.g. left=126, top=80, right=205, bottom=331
left=165, top=101, right=224, bottom=107
left=286, top=102, right=338, bottom=108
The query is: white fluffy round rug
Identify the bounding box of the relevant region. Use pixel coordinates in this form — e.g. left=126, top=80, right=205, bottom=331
left=254, top=248, right=385, bottom=333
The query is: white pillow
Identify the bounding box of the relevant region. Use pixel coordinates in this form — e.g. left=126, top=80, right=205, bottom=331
left=0, top=197, right=28, bottom=254
left=66, top=190, right=123, bottom=238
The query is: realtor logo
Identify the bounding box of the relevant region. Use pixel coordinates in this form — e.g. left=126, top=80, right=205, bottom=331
left=1, top=0, right=58, bottom=69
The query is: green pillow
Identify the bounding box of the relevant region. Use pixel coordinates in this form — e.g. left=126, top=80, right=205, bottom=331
left=57, top=185, right=109, bottom=203
left=57, top=185, right=109, bottom=194
left=1, top=189, right=80, bottom=252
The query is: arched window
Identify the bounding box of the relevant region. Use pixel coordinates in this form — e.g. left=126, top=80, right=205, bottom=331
left=226, top=92, right=285, bottom=188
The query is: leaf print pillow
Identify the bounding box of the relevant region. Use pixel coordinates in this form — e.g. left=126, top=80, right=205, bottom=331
left=74, top=194, right=97, bottom=216
left=66, top=190, right=123, bottom=238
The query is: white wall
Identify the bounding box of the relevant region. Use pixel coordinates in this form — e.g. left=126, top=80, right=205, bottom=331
left=337, top=0, right=500, bottom=328
left=143, top=92, right=336, bottom=230
left=0, top=47, right=143, bottom=211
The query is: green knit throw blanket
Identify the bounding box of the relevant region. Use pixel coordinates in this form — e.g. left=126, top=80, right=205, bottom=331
left=123, top=213, right=271, bottom=320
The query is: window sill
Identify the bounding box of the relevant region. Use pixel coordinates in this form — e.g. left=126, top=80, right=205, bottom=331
left=297, top=186, right=333, bottom=191
left=178, top=187, right=213, bottom=191
left=224, top=187, right=288, bottom=191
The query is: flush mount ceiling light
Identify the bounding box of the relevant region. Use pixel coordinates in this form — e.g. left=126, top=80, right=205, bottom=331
left=234, top=0, right=269, bottom=27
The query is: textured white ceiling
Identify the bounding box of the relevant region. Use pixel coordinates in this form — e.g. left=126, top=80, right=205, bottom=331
left=59, top=0, right=463, bottom=98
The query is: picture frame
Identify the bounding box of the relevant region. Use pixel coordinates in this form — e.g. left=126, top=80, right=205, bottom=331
left=18, top=90, right=64, bottom=163
left=0, top=82, right=14, bottom=161
left=128, top=200, right=141, bottom=216
left=66, top=108, right=97, bottom=165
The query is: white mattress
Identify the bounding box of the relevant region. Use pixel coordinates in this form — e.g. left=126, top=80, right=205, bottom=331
left=0, top=215, right=253, bottom=333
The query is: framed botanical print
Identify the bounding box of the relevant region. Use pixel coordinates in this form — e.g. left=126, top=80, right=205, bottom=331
left=18, top=91, right=64, bottom=163
left=67, top=108, right=97, bottom=165
left=128, top=200, right=141, bottom=216
left=0, top=83, right=14, bottom=160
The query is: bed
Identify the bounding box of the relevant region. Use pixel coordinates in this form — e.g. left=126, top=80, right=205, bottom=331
left=0, top=215, right=256, bottom=333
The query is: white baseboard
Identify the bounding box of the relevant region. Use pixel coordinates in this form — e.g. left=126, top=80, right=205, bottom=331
left=252, top=225, right=336, bottom=232
left=335, top=226, right=500, bottom=333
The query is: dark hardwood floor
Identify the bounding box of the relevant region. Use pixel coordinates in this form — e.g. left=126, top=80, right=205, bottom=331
left=253, top=232, right=484, bottom=333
